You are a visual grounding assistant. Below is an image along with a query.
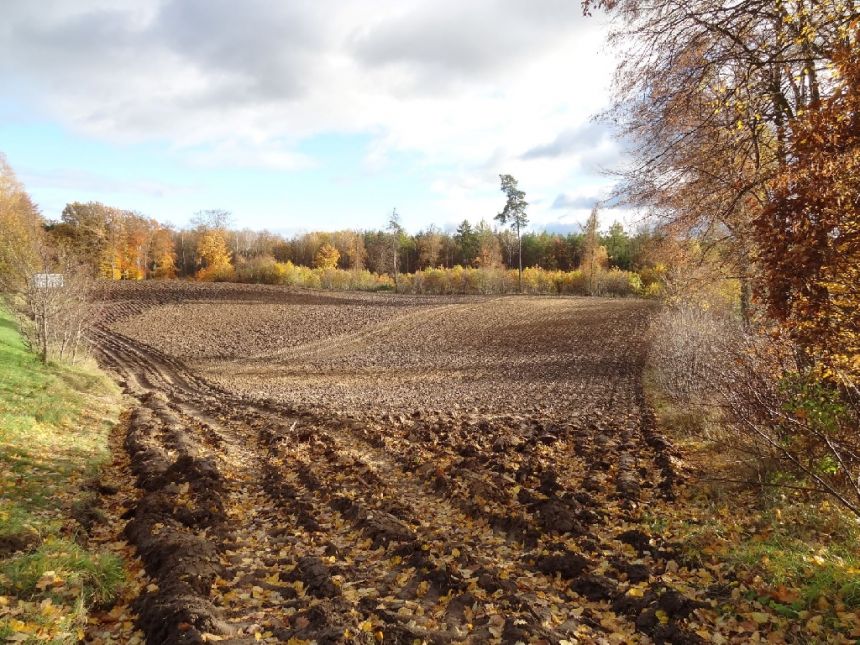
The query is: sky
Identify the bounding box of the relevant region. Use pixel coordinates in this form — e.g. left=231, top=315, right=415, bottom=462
left=0, top=0, right=627, bottom=234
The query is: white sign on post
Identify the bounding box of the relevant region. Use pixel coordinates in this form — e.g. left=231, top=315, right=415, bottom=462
left=33, top=274, right=64, bottom=289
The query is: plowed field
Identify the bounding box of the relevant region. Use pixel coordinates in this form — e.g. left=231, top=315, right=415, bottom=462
left=92, top=281, right=715, bottom=644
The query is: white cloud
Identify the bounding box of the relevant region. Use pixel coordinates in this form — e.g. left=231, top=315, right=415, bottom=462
left=0, top=0, right=622, bottom=227
left=182, top=139, right=317, bottom=172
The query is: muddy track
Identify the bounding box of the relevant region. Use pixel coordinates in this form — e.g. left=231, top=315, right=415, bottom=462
left=92, top=284, right=707, bottom=644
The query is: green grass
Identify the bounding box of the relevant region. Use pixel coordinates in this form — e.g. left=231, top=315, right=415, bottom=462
left=643, top=365, right=860, bottom=636
left=727, top=504, right=860, bottom=611
left=0, top=307, right=125, bottom=642
left=1, top=539, right=124, bottom=606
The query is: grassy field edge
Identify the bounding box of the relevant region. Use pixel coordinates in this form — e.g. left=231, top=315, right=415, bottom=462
left=642, top=369, right=860, bottom=641
left=0, top=307, right=127, bottom=642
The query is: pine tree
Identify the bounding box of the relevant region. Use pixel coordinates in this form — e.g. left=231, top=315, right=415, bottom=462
left=495, top=175, right=528, bottom=292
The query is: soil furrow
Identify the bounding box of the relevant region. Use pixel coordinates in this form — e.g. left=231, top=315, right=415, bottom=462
left=90, top=283, right=714, bottom=644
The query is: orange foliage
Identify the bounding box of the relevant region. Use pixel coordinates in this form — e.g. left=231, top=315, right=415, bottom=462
left=755, top=35, right=860, bottom=382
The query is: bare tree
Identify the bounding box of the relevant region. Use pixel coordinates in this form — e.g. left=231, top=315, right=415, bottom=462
left=1, top=235, right=96, bottom=364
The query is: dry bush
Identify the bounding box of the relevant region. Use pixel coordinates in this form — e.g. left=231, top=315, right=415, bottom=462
left=649, top=303, right=740, bottom=401
left=592, top=268, right=643, bottom=297
left=0, top=239, right=98, bottom=364
left=650, top=303, right=860, bottom=516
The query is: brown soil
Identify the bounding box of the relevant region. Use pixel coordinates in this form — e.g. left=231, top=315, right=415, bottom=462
left=92, top=281, right=710, bottom=644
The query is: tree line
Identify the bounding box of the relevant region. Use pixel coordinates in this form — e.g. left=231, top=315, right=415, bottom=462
left=20, top=198, right=655, bottom=282
left=1, top=154, right=658, bottom=365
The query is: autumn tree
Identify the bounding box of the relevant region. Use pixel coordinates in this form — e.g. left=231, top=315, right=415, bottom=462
left=0, top=153, right=43, bottom=284
left=495, top=174, right=528, bottom=292
left=314, top=242, right=340, bottom=269
left=581, top=0, right=860, bottom=511
left=150, top=227, right=178, bottom=279
left=190, top=209, right=233, bottom=280
left=416, top=225, right=443, bottom=269
left=334, top=230, right=366, bottom=270
left=55, top=202, right=119, bottom=277
left=51, top=202, right=174, bottom=280
left=755, top=35, right=860, bottom=384
left=0, top=156, right=95, bottom=363
left=120, top=214, right=150, bottom=280
left=474, top=220, right=502, bottom=268
left=582, top=0, right=857, bottom=324
left=196, top=230, right=233, bottom=280
left=580, top=207, right=608, bottom=295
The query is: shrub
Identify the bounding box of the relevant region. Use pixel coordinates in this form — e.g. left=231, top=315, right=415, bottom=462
left=234, top=258, right=394, bottom=292
left=196, top=263, right=235, bottom=282
left=234, top=255, right=282, bottom=284
left=649, top=303, right=860, bottom=516
left=226, top=260, right=644, bottom=297
left=596, top=268, right=642, bottom=296
left=396, top=266, right=642, bottom=296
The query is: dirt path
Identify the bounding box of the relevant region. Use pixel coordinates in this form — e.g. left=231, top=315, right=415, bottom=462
left=91, top=283, right=710, bottom=644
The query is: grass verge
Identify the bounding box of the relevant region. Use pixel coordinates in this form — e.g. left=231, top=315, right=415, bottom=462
left=643, top=369, right=860, bottom=640
left=0, top=308, right=125, bottom=642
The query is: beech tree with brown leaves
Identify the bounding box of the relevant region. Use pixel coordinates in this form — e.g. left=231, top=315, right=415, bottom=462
left=755, top=33, right=860, bottom=385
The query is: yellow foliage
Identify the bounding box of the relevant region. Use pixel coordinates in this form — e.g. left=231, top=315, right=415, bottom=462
left=196, top=230, right=233, bottom=280
left=0, top=154, right=43, bottom=280
left=398, top=266, right=641, bottom=296
left=314, top=243, right=340, bottom=269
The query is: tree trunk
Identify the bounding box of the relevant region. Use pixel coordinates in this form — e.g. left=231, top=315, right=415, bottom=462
left=739, top=275, right=752, bottom=329
left=517, top=225, right=523, bottom=293
left=40, top=299, right=48, bottom=364
left=393, top=246, right=399, bottom=293
left=738, top=241, right=753, bottom=329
